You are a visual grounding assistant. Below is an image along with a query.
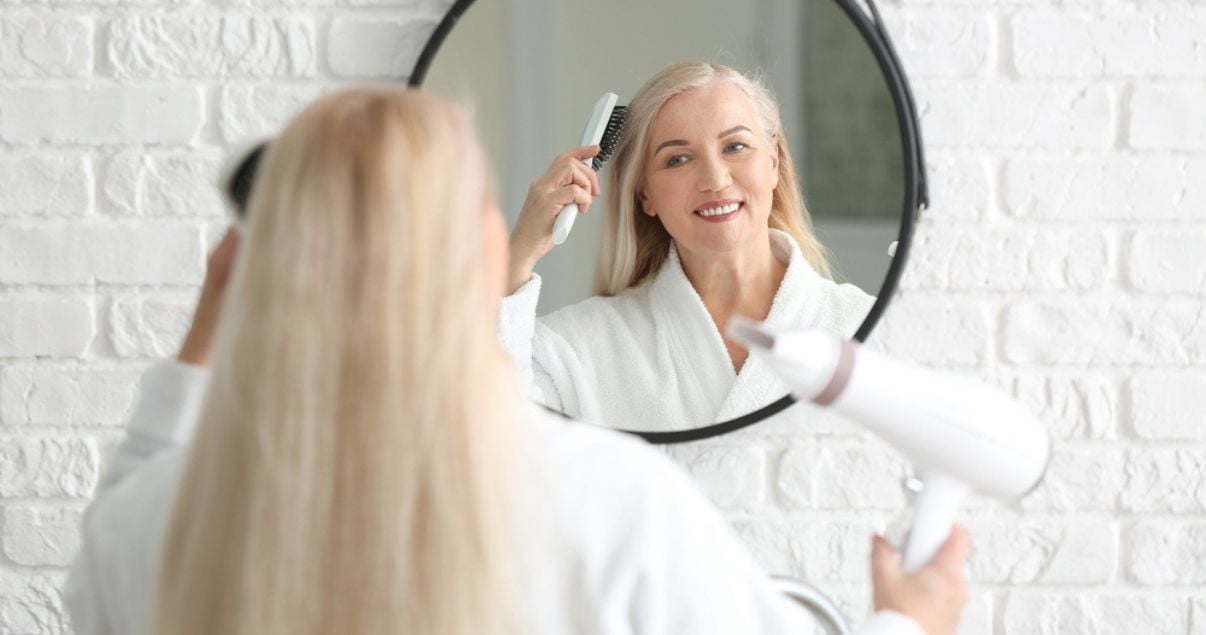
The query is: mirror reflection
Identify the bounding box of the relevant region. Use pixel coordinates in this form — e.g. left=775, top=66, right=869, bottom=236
left=423, top=0, right=905, bottom=433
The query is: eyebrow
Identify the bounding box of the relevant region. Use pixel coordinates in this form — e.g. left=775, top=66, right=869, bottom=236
left=652, top=125, right=754, bottom=155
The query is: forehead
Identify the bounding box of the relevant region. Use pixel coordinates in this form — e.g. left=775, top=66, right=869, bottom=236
left=648, top=82, right=760, bottom=141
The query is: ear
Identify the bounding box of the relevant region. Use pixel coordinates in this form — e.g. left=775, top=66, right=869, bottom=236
left=769, top=140, right=781, bottom=189
left=638, top=185, right=656, bottom=217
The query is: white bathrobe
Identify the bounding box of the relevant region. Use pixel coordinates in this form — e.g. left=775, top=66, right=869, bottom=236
left=500, top=229, right=875, bottom=430
left=63, top=361, right=921, bottom=635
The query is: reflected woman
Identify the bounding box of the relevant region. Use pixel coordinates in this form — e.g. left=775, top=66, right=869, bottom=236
left=63, top=86, right=965, bottom=635
left=503, top=62, right=874, bottom=429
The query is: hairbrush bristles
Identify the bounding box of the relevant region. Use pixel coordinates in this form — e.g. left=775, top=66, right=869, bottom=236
left=592, top=105, right=627, bottom=172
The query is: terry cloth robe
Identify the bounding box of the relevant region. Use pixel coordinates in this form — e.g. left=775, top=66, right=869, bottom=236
left=500, top=229, right=875, bottom=431
left=63, top=360, right=923, bottom=635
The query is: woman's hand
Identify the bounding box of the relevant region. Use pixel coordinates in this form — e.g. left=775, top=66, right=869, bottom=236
left=506, top=145, right=601, bottom=294
left=178, top=228, right=240, bottom=367
left=870, top=524, right=971, bottom=635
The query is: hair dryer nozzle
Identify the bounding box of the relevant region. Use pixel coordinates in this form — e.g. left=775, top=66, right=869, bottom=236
left=726, top=316, right=775, bottom=353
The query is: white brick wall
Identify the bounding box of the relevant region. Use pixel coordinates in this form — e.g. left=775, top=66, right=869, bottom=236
left=0, top=1, right=1202, bottom=634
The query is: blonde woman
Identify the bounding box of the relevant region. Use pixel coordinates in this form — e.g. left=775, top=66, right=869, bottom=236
left=63, top=87, right=967, bottom=635
left=503, top=62, right=874, bottom=430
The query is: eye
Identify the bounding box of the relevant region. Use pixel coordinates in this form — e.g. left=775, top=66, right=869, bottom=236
left=725, top=141, right=750, bottom=153
left=666, top=154, right=689, bottom=167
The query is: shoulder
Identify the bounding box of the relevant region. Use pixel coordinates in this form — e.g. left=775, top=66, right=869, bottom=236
left=534, top=283, right=659, bottom=349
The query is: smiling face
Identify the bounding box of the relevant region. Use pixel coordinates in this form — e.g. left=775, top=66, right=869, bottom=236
left=638, top=81, right=780, bottom=259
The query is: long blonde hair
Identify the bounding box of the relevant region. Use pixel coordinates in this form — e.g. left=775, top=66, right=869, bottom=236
left=595, top=62, right=832, bottom=295
left=157, top=87, right=527, bottom=635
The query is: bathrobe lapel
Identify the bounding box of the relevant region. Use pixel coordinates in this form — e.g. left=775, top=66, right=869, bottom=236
left=648, top=245, right=736, bottom=425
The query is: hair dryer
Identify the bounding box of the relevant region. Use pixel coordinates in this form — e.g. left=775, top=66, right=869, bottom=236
left=728, top=318, right=1050, bottom=572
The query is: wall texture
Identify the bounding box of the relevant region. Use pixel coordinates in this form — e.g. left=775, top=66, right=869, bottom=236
left=0, top=0, right=1201, bottom=634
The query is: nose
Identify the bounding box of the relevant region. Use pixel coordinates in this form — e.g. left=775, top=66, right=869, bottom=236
left=697, top=154, right=732, bottom=192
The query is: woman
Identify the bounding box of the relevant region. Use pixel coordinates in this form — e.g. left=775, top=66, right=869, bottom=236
left=503, top=62, right=874, bottom=430
left=63, top=87, right=968, bottom=635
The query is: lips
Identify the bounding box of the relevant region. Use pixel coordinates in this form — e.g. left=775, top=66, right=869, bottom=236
left=694, top=199, right=744, bottom=220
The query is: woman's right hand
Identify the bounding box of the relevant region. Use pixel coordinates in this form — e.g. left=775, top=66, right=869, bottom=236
left=507, top=145, right=601, bottom=294
left=870, top=524, right=971, bottom=635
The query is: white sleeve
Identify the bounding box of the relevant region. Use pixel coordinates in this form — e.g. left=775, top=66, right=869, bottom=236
left=499, top=273, right=542, bottom=383
left=62, top=545, right=114, bottom=635
left=859, top=611, right=926, bottom=635
left=64, top=359, right=209, bottom=635
left=96, top=360, right=210, bottom=492
left=498, top=274, right=567, bottom=411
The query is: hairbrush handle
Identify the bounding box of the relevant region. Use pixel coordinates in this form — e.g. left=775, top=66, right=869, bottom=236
left=552, top=202, right=580, bottom=246
left=551, top=93, right=618, bottom=246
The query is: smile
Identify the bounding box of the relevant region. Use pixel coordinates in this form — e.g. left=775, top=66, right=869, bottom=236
left=694, top=201, right=743, bottom=221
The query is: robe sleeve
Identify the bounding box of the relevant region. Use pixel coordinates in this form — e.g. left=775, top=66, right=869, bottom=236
left=64, top=359, right=209, bottom=635
left=498, top=274, right=567, bottom=411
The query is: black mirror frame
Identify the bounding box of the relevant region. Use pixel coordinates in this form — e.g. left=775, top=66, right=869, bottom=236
left=410, top=0, right=926, bottom=444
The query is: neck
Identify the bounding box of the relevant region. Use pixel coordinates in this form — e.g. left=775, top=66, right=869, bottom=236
left=677, top=231, right=787, bottom=373
left=678, top=231, right=785, bottom=315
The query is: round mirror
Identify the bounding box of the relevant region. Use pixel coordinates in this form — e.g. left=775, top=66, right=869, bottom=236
left=412, top=0, right=924, bottom=442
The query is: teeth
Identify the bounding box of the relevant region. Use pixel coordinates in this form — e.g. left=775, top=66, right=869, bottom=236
left=697, top=202, right=741, bottom=217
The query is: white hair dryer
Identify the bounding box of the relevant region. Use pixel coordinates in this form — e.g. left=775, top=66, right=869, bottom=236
left=728, top=318, right=1050, bottom=572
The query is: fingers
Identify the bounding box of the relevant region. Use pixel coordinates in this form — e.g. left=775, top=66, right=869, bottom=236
left=870, top=534, right=902, bottom=587
left=561, top=144, right=601, bottom=162
left=930, top=523, right=971, bottom=573
left=556, top=184, right=592, bottom=213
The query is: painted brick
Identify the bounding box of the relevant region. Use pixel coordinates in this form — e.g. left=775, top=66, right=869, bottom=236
left=1005, top=156, right=1206, bottom=221
left=104, top=151, right=226, bottom=217
left=0, top=85, right=204, bottom=145
left=2, top=504, right=83, bottom=566
left=778, top=443, right=909, bottom=511
left=882, top=10, right=995, bottom=78
left=109, top=15, right=315, bottom=78
left=1004, top=302, right=1206, bottom=366
left=0, top=16, right=92, bottom=77
left=1002, top=593, right=1190, bottom=635
left=1129, top=372, right=1206, bottom=441
left=871, top=296, right=990, bottom=366
left=220, top=83, right=326, bottom=142
left=1127, top=230, right=1206, bottom=294
left=904, top=227, right=1110, bottom=291
left=1131, top=87, right=1206, bottom=150
left=1014, top=12, right=1206, bottom=78
left=0, top=569, right=69, bottom=635
left=1129, top=522, right=1206, bottom=585
left=923, top=155, right=992, bottom=222
left=663, top=444, right=767, bottom=510
left=0, top=155, right=91, bottom=217
left=732, top=515, right=888, bottom=582
left=0, top=365, right=141, bottom=427
left=1021, top=447, right=1125, bottom=512
left=328, top=17, right=435, bottom=78
left=109, top=293, right=195, bottom=358
left=0, top=297, right=94, bottom=359
left=965, top=517, right=1116, bottom=584
left=1009, top=374, right=1116, bottom=440
left=0, top=436, right=98, bottom=498
left=0, top=224, right=202, bottom=285
left=1122, top=449, right=1206, bottom=513
left=916, top=83, right=1114, bottom=149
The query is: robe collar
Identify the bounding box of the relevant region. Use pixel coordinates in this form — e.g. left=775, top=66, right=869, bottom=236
left=648, top=229, right=829, bottom=424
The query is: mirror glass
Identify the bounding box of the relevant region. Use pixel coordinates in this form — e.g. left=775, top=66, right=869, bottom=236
left=420, top=0, right=906, bottom=434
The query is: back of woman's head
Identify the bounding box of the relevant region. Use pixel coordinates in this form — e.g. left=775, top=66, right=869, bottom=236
left=596, top=62, right=831, bottom=294
left=157, top=86, right=527, bottom=635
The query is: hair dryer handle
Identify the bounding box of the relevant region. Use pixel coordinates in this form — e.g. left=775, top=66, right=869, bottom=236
left=901, top=473, right=968, bottom=573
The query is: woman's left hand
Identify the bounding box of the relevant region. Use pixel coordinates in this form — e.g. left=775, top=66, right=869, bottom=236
left=178, top=228, right=240, bottom=367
